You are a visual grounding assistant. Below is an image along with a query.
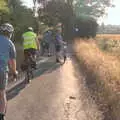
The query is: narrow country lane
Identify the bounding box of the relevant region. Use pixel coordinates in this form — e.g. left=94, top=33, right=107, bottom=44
left=6, top=58, right=104, bottom=120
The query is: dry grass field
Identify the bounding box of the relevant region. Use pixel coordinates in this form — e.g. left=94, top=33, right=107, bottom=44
left=74, top=38, right=120, bottom=119
left=96, top=34, right=120, bottom=40
left=96, top=34, right=120, bottom=56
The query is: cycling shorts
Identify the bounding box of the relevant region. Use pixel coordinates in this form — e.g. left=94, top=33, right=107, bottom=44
left=55, top=45, right=61, bottom=52
left=24, top=48, right=37, bottom=57
left=0, top=70, right=8, bottom=90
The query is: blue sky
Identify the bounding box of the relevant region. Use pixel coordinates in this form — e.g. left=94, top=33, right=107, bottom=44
left=22, top=0, right=120, bottom=25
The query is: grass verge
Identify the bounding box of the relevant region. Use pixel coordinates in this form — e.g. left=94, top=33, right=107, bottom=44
left=74, top=38, right=120, bottom=120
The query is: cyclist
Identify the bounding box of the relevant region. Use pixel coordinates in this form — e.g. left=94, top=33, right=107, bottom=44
left=22, top=27, right=40, bottom=69
left=0, top=23, right=17, bottom=120
left=42, top=27, right=54, bottom=56
left=41, top=31, right=50, bottom=56
left=55, top=26, right=66, bottom=62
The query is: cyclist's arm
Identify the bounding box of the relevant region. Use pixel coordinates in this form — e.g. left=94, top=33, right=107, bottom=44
left=9, top=41, right=17, bottom=73
left=36, top=37, right=40, bottom=50
left=9, top=59, right=16, bottom=73
left=56, top=34, right=65, bottom=44
left=61, top=40, right=66, bottom=44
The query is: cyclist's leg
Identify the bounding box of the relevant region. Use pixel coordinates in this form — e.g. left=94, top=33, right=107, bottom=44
left=48, top=43, right=53, bottom=56
left=55, top=45, right=61, bottom=62
left=40, top=44, right=44, bottom=56
left=20, top=49, right=29, bottom=72
left=29, top=48, right=37, bottom=69
left=29, top=48, right=37, bottom=60
left=24, top=49, right=30, bottom=61
left=63, top=47, right=67, bottom=58
left=0, top=71, right=8, bottom=120
left=0, top=90, right=6, bottom=113
left=24, top=48, right=35, bottom=61
left=46, top=43, right=50, bottom=56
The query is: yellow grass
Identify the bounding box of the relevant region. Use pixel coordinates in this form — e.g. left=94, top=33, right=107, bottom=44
left=74, top=39, right=120, bottom=119
left=96, top=34, right=120, bottom=56
left=96, top=34, right=120, bottom=40
left=74, top=39, right=120, bottom=92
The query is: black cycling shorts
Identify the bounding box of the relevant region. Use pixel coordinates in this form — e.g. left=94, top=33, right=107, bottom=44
left=55, top=45, right=61, bottom=52
left=24, top=48, right=37, bottom=57
left=0, top=71, right=8, bottom=90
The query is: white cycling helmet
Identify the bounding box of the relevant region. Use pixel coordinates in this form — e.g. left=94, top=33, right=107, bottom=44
left=0, top=23, right=14, bottom=33
left=28, top=27, right=33, bottom=31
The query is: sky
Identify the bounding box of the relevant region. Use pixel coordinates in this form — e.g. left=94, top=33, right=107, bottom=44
left=102, top=0, right=120, bottom=25
left=22, top=0, right=120, bottom=25
left=22, top=0, right=34, bottom=8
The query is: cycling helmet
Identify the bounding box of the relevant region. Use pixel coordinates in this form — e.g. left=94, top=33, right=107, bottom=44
left=28, top=27, right=33, bottom=31
left=75, top=28, right=79, bottom=32
left=56, top=23, right=62, bottom=27
left=0, top=23, right=14, bottom=33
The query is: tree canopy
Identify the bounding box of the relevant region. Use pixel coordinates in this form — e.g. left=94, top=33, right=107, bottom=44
left=7, top=0, right=38, bottom=42
left=74, top=0, right=113, bottom=18
left=0, top=0, right=10, bottom=24
left=36, top=0, right=113, bottom=20
left=0, top=0, right=114, bottom=40
left=0, top=0, right=9, bottom=12
left=36, top=0, right=113, bottom=39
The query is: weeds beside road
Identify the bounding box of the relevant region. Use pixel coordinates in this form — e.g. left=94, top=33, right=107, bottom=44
left=74, top=38, right=120, bottom=120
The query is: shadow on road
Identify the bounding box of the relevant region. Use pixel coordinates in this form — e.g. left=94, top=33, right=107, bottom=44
left=7, top=81, right=26, bottom=101
left=7, top=60, right=61, bottom=101
left=35, top=61, right=61, bottom=77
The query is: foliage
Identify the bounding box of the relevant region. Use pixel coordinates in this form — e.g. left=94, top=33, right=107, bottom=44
left=36, top=0, right=113, bottom=39
left=0, top=0, right=9, bottom=12
left=37, top=0, right=74, bottom=40
left=74, top=0, right=113, bottom=18
left=0, top=0, right=10, bottom=24
left=38, top=0, right=74, bottom=25
left=0, top=0, right=114, bottom=41
left=37, top=0, right=113, bottom=22
left=8, top=0, right=38, bottom=42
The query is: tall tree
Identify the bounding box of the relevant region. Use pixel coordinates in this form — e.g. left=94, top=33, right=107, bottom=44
left=36, top=0, right=113, bottom=39
left=37, top=0, right=113, bottom=19
left=74, top=0, right=113, bottom=18
left=8, top=0, right=38, bottom=41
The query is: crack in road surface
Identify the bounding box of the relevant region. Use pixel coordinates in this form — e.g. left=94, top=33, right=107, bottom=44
left=6, top=58, right=104, bottom=120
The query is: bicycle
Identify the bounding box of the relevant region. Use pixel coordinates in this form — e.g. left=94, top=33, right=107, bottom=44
left=56, top=42, right=67, bottom=64
left=8, top=71, right=18, bottom=83
left=21, top=53, right=36, bottom=84
left=63, top=43, right=67, bottom=63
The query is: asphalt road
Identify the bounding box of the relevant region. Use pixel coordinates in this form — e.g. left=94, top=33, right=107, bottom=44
left=6, top=55, right=104, bottom=120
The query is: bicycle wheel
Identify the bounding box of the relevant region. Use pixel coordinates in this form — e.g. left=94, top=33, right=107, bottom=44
left=25, top=65, right=33, bottom=84
left=63, top=55, right=67, bottom=64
